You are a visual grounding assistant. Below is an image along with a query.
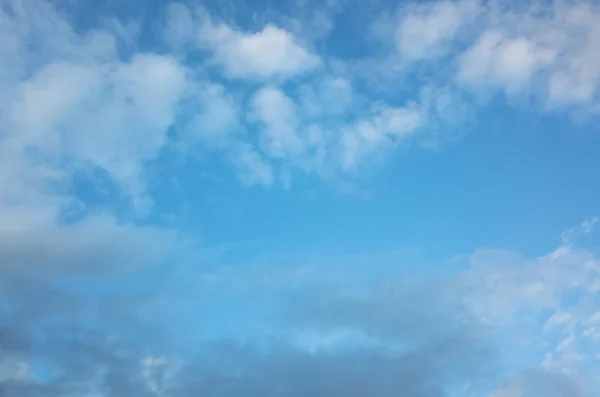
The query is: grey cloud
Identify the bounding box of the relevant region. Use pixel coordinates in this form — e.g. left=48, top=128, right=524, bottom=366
left=0, top=267, right=497, bottom=397
left=173, top=344, right=482, bottom=397
left=0, top=216, right=175, bottom=277
left=4, top=234, right=597, bottom=396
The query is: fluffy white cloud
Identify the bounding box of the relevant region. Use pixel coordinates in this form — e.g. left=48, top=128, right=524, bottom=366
left=296, top=76, right=354, bottom=121
left=163, top=0, right=600, bottom=187
left=184, top=82, right=240, bottom=147
left=462, top=244, right=599, bottom=326
left=166, top=2, right=320, bottom=81
left=5, top=0, right=600, bottom=205
left=396, top=0, right=480, bottom=60
left=546, top=3, right=600, bottom=107
left=11, top=54, right=186, bottom=212
left=0, top=1, right=183, bottom=278
left=453, top=226, right=600, bottom=392
left=451, top=1, right=600, bottom=110
left=387, top=0, right=600, bottom=114
left=249, top=86, right=302, bottom=159
left=457, top=30, right=558, bottom=96
left=0, top=0, right=191, bottom=216
left=4, top=0, right=600, bottom=277
left=207, top=24, right=320, bottom=81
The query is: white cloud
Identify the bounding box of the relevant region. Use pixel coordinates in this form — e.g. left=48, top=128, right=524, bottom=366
left=545, top=311, right=577, bottom=332
left=0, top=0, right=193, bottom=216
left=208, top=24, right=320, bottom=81
left=546, top=3, right=600, bottom=108
left=581, top=217, right=598, bottom=234
left=229, top=142, right=275, bottom=187
left=451, top=1, right=600, bottom=111
left=297, top=76, right=354, bottom=119
left=184, top=82, right=240, bottom=147
left=462, top=244, right=599, bottom=326
left=556, top=333, right=577, bottom=353
left=457, top=30, right=558, bottom=96
left=562, top=216, right=599, bottom=245
left=450, top=220, right=600, bottom=390
left=164, top=2, right=197, bottom=51
left=0, top=0, right=183, bottom=278
left=588, top=311, right=600, bottom=325
left=166, top=3, right=320, bottom=81
left=249, top=86, right=302, bottom=159
left=396, top=0, right=480, bottom=60
left=583, top=327, right=600, bottom=340
left=339, top=102, right=424, bottom=170
left=6, top=53, right=187, bottom=214
left=158, top=0, right=600, bottom=187
left=140, top=355, right=178, bottom=396
left=5, top=0, right=600, bottom=236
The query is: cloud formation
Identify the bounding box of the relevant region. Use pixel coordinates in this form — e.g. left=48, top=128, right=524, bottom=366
left=3, top=226, right=598, bottom=396
left=166, top=2, right=320, bottom=81
left=1, top=0, right=600, bottom=396
left=8, top=0, right=600, bottom=197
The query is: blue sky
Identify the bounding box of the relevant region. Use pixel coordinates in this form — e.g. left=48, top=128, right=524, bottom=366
left=1, top=0, right=600, bottom=395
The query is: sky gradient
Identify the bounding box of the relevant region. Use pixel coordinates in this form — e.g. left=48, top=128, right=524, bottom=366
left=1, top=0, right=600, bottom=396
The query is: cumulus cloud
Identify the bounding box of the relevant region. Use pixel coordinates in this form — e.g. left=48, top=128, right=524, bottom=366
left=9, top=53, right=186, bottom=212
left=249, top=86, right=302, bottom=159
left=4, top=0, right=600, bottom=198
left=181, top=81, right=240, bottom=148
left=453, top=1, right=600, bottom=110
left=166, top=2, right=320, bottom=81
left=395, top=0, right=480, bottom=61
left=457, top=30, right=558, bottom=96
left=0, top=0, right=191, bottom=215
left=207, top=24, right=320, bottom=81
left=383, top=0, right=600, bottom=116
